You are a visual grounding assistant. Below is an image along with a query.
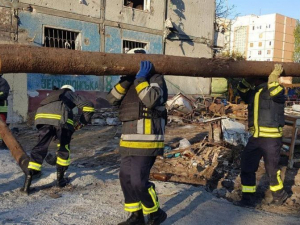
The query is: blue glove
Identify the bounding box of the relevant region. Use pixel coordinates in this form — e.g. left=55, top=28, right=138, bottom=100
left=136, top=61, right=153, bottom=79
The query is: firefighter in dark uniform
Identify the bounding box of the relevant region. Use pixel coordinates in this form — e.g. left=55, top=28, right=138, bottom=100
left=236, top=64, right=288, bottom=207
left=0, top=74, right=10, bottom=149
left=107, top=48, right=168, bottom=225
left=21, top=85, right=95, bottom=194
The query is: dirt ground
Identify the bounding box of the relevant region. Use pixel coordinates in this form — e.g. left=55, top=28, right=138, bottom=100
left=0, top=123, right=300, bottom=224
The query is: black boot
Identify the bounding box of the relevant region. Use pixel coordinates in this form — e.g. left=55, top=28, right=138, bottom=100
left=56, top=165, right=69, bottom=187
left=118, top=210, right=145, bottom=225
left=20, top=169, right=41, bottom=195
left=271, top=189, right=288, bottom=206
left=146, top=208, right=167, bottom=225
left=234, top=193, right=257, bottom=208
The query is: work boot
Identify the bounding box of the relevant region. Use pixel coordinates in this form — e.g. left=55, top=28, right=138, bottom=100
left=56, top=165, right=69, bottom=188
left=118, top=210, right=145, bottom=225
left=271, top=189, right=288, bottom=206
left=20, top=169, right=41, bottom=195
left=234, top=193, right=257, bottom=208
left=146, top=208, right=167, bottom=225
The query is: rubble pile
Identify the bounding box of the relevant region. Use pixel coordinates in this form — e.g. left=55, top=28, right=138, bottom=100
left=90, top=108, right=121, bottom=126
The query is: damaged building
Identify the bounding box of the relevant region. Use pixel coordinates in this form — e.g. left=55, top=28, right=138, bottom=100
left=0, top=0, right=215, bottom=124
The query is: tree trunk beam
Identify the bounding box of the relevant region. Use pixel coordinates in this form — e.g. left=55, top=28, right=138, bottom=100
left=0, top=117, right=29, bottom=174
left=0, top=44, right=300, bottom=77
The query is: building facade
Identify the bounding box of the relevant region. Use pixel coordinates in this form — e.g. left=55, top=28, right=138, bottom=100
left=230, top=14, right=296, bottom=62
left=0, top=0, right=215, bottom=123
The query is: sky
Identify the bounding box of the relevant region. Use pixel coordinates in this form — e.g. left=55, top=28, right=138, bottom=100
left=227, top=0, right=300, bottom=20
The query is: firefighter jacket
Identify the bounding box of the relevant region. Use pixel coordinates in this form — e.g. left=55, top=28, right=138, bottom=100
left=0, top=76, right=10, bottom=113
left=35, top=89, right=95, bottom=131
left=107, top=74, right=168, bottom=156
left=237, top=79, right=285, bottom=138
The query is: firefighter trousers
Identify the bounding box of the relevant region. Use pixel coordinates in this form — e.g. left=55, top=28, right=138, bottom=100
left=28, top=125, right=73, bottom=171
left=241, top=136, right=284, bottom=193
left=119, top=156, right=160, bottom=214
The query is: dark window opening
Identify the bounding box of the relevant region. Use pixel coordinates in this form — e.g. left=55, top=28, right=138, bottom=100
left=123, top=40, right=147, bottom=53
left=124, top=0, right=144, bottom=10
left=44, top=27, right=80, bottom=50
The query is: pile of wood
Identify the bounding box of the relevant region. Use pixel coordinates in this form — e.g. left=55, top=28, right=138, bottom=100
left=150, top=138, right=238, bottom=186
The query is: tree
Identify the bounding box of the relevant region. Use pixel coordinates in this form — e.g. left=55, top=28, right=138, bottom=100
left=293, top=20, right=300, bottom=63
left=215, top=0, right=237, bottom=33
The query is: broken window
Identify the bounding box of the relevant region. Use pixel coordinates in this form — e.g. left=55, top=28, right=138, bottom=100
left=123, top=40, right=147, bottom=53
left=124, top=0, right=150, bottom=11
left=43, top=27, right=81, bottom=50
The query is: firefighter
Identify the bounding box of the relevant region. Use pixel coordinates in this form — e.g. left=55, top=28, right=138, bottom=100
left=21, top=85, right=95, bottom=194
left=236, top=64, right=288, bottom=207
left=107, top=48, right=168, bottom=225
left=0, top=73, right=10, bottom=149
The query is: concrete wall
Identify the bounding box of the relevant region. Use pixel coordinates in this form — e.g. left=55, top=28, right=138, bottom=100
left=0, top=6, right=27, bottom=123
left=105, top=0, right=165, bottom=31
left=165, top=0, right=215, bottom=95
left=20, top=0, right=101, bottom=18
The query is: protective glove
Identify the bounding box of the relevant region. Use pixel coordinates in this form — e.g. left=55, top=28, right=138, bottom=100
left=268, top=64, right=283, bottom=83
left=136, top=61, right=153, bottom=79
left=119, top=75, right=135, bottom=90
left=74, top=121, right=84, bottom=131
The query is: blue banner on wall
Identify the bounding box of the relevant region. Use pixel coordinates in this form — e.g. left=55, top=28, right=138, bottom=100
left=27, top=74, right=103, bottom=91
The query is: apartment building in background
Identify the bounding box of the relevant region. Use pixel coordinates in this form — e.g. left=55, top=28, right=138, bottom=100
left=230, top=14, right=296, bottom=62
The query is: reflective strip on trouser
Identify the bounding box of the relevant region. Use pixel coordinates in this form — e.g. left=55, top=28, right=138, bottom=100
left=83, top=106, right=95, bottom=112
left=28, top=162, right=42, bottom=171
left=120, top=140, right=164, bottom=149
left=56, top=144, right=70, bottom=166
left=270, top=170, right=284, bottom=192
left=242, top=185, right=256, bottom=193
left=124, top=202, right=142, bottom=212
left=142, top=186, right=160, bottom=214
left=250, top=127, right=283, bottom=138
left=253, top=88, right=263, bottom=138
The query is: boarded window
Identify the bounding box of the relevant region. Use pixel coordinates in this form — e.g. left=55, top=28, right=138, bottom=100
left=267, top=50, right=271, bottom=54
left=259, top=42, right=262, bottom=47
left=250, top=43, right=254, bottom=47
left=123, top=40, right=147, bottom=53
left=259, top=33, right=263, bottom=38
left=44, top=27, right=81, bottom=50
left=124, top=0, right=150, bottom=11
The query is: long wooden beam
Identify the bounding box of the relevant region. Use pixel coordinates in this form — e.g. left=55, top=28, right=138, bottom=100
left=0, top=44, right=300, bottom=77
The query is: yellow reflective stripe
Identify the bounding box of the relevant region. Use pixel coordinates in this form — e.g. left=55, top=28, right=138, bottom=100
left=142, top=186, right=159, bottom=214
left=253, top=88, right=263, bottom=138
left=56, top=157, right=70, bottom=166
left=35, top=113, right=61, bottom=120
left=259, top=132, right=282, bottom=138
left=67, top=119, right=74, bottom=125
left=242, top=185, right=256, bottom=193
left=83, top=107, right=95, bottom=112
left=268, top=82, right=280, bottom=89
left=120, top=140, right=164, bottom=149
left=144, top=119, right=152, bottom=134
left=135, top=82, right=149, bottom=94
left=270, top=86, right=283, bottom=96
left=124, top=202, right=142, bottom=212
left=28, top=162, right=42, bottom=171
left=237, top=85, right=250, bottom=93
left=270, top=170, right=284, bottom=192
left=115, top=84, right=126, bottom=95
left=0, top=106, right=8, bottom=112
left=259, top=127, right=282, bottom=133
